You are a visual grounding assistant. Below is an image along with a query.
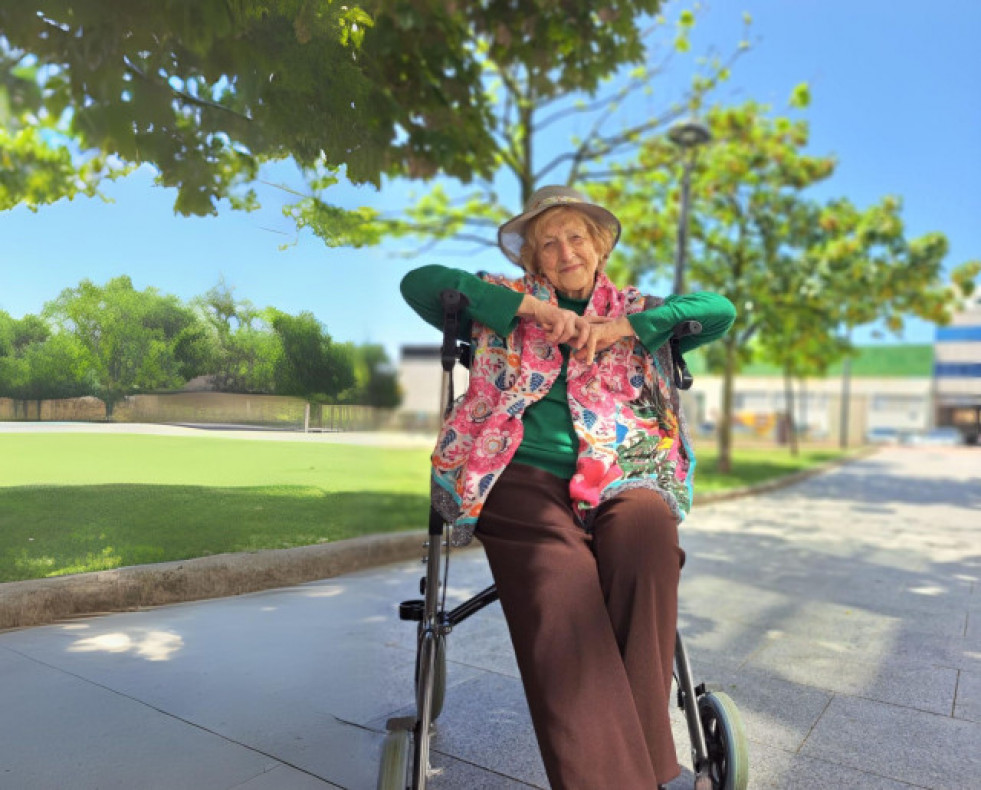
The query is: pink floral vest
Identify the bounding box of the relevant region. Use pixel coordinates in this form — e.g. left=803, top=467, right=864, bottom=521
left=431, top=271, right=694, bottom=546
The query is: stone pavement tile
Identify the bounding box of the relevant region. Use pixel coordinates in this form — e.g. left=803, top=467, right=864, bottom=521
left=0, top=647, right=277, bottom=790
left=8, top=616, right=422, bottom=727
left=801, top=695, right=981, bottom=789
left=674, top=612, right=771, bottom=671
left=887, top=631, right=981, bottom=674
left=373, top=671, right=549, bottom=789
left=954, top=670, right=981, bottom=722
left=426, top=753, right=543, bottom=789
left=894, top=576, right=975, bottom=605
left=371, top=552, right=501, bottom=652
left=745, top=740, right=921, bottom=789
left=747, top=634, right=959, bottom=715
left=255, top=715, right=385, bottom=790
left=441, top=613, right=520, bottom=679
left=2, top=595, right=488, bottom=732
left=748, top=598, right=966, bottom=643
left=661, top=656, right=832, bottom=755
left=232, top=765, right=343, bottom=789
left=967, top=610, right=980, bottom=639
left=827, top=581, right=975, bottom=629
left=709, top=665, right=834, bottom=753
left=663, top=685, right=914, bottom=789
left=678, top=575, right=796, bottom=624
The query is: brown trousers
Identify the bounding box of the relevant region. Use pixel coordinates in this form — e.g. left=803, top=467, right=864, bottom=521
left=476, top=463, right=684, bottom=790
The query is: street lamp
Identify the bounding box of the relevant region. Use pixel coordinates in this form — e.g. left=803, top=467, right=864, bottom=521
left=668, top=119, right=711, bottom=295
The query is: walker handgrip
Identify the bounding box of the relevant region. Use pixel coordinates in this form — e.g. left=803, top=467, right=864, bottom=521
left=672, top=319, right=702, bottom=339
left=670, top=320, right=700, bottom=391
left=439, top=289, right=469, bottom=373
left=440, top=289, right=469, bottom=315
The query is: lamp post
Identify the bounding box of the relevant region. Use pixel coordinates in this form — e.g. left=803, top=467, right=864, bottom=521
left=668, top=119, right=711, bottom=295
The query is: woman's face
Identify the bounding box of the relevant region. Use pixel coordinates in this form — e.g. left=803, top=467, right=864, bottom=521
left=534, top=210, right=602, bottom=300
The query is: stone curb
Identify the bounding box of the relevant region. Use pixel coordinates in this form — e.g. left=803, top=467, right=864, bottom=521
left=0, top=449, right=875, bottom=631
left=0, top=532, right=439, bottom=631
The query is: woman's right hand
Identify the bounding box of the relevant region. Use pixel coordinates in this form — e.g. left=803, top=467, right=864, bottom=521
left=517, top=295, right=590, bottom=349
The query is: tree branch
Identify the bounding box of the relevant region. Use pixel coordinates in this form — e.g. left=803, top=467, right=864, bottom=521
left=576, top=165, right=671, bottom=181
left=389, top=234, right=497, bottom=259
left=537, top=105, right=686, bottom=184
left=122, top=55, right=253, bottom=122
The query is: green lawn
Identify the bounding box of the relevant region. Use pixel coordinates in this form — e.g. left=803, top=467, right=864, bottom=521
left=0, top=433, right=849, bottom=582
left=691, top=445, right=849, bottom=493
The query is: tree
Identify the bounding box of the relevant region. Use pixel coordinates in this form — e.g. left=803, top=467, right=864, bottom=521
left=268, top=309, right=355, bottom=401
left=0, top=51, right=118, bottom=211
left=1, top=0, right=550, bottom=214
left=591, top=98, right=835, bottom=469
left=194, top=280, right=279, bottom=393
left=43, top=276, right=198, bottom=414
left=0, top=310, right=91, bottom=403
left=590, top=97, right=972, bottom=469
left=341, top=342, right=401, bottom=408
left=282, top=4, right=750, bottom=249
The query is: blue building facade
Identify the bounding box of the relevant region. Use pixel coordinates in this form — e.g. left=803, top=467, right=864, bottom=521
left=934, top=293, right=981, bottom=443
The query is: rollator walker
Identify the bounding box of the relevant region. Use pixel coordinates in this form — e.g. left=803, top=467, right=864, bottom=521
left=378, top=290, right=749, bottom=790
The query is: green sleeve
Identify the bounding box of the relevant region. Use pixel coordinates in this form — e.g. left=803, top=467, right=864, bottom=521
left=400, top=264, right=525, bottom=339
left=626, top=291, right=736, bottom=356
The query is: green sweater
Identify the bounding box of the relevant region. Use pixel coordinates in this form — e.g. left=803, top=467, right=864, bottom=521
left=401, top=264, right=735, bottom=479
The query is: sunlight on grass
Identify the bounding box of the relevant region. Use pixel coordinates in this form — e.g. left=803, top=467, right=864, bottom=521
left=0, top=433, right=851, bottom=582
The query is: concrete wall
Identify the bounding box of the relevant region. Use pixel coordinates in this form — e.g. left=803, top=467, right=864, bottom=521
left=0, top=393, right=387, bottom=432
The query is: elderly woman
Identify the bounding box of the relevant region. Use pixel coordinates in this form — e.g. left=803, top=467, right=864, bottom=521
left=400, top=186, right=735, bottom=790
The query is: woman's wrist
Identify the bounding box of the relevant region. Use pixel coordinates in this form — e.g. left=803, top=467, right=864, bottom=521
left=516, top=294, right=538, bottom=318
left=616, top=316, right=637, bottom=339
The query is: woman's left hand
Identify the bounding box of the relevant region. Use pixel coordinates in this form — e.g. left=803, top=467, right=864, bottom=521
left=573, top=316, right=636, bottom=365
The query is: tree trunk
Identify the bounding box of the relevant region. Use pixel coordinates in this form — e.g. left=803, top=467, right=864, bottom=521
left=800, top=377, right=808, bottom=441
left=519, top=102, right=534, bottom=206
left=783, top=366, right=799, bottom=457
left=839, top=355, right=852, bottom=449
left=718, top=336, right=736, bottom=474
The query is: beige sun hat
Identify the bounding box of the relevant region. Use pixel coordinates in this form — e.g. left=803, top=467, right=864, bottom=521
left=497, top=185, right=622, bottom=266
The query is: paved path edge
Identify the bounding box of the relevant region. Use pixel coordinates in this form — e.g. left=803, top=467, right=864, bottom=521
left=0, top=449, right=875, bottom=630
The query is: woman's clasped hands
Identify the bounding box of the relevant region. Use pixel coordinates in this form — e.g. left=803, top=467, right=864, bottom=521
left=518, top=296, right=636, bottom=365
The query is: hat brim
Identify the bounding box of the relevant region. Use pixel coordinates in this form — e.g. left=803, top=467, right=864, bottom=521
left=497, top=202, right=621, bottom=266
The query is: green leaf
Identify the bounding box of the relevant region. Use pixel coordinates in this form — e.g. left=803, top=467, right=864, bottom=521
left=789, top=83, right=811, bottom=109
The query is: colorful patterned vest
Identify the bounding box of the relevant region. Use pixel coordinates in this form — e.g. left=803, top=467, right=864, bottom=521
left=431, top=271, right=694, bottom=546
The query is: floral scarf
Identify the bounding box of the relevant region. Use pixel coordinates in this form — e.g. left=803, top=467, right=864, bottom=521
left=431, top=270, right=694, bottom=546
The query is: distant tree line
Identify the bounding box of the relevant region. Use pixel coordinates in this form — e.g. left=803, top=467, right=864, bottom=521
left=0, top=276, right=400, bottom=416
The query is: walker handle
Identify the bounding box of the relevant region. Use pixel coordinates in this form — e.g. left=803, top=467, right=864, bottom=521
left=670, top=320, right=702, bottom=391
left=439, top=289, right=470, bottom=373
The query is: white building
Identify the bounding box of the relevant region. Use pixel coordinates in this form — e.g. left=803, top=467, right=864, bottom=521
left=397, top=343, right=936, bottom=445
left=397, top=345, right=470, bottom=431
left=396, top=298, right=981, bottom=445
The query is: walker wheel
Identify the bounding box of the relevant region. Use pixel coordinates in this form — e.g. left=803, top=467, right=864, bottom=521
left=415, top=632, right=447, bottom=722
left=697, top=691, right=749, bottom=790
left=377, top=729, right=410, bottom=790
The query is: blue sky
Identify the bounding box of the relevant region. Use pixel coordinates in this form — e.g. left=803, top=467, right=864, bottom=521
left=1, top=0, right=978, bottom=363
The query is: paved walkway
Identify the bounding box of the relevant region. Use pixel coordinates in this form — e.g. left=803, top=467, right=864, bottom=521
left=1, top=447, right=978, bottom=789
